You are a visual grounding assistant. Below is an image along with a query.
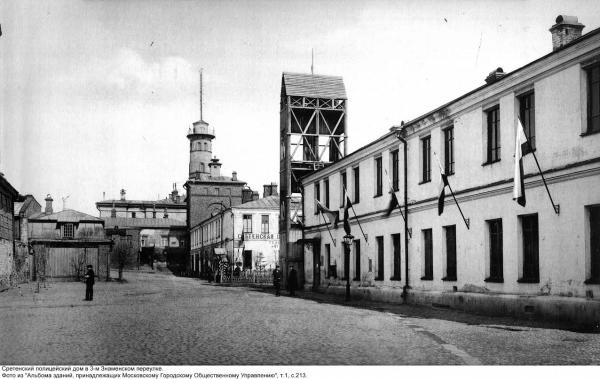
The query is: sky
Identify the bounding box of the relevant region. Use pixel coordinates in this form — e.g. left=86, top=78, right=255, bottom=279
left=1, top=0, right=599, bottom=215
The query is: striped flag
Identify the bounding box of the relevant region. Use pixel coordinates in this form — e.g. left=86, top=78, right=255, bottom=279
left=437, top=171, right=449, bottom=215
left=513, top=119, right=528, bottom=207
left=316, top=200, right=339, bottom=228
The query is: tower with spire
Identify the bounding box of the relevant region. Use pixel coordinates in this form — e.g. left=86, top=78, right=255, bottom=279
left=187, top=69, right=216, bottom=180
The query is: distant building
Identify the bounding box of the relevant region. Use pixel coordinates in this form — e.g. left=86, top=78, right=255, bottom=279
left=0, top=174, right=19, bottom=289
left=29, top=195, right=112, bottom=280
left=190, top=191, right=279, bottom=279
left=301, top=16, right=600, bottom=325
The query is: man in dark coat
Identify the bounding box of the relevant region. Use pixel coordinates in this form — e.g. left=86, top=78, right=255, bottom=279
left=272, top=265, right=282, bottom=296
left=288, top=266, right=298, bottom=296
left=84, top=265, right=95, bottom=301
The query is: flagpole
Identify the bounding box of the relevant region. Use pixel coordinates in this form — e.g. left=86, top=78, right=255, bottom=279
left=320, top=211, right=337, bottom=247
left=519, top=118, right=560, bottom=215
left=384, top=169, right=406, bottom=222
left=434, top=152, right=470, bottom=229
left=344, top=188, right=369, bottom=243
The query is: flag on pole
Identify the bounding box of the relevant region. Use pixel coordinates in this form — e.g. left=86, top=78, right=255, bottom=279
left=343, top=191, right=352, bottom=236
left=513, top=119, right=528, bottom=207
left=438, top=172, right=449, bottom=215
left=316, top=200, right=339, bottom=228
left=386, top=191, right=400, bottom=217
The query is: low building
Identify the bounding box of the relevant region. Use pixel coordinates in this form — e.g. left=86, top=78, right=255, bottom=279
left=29, top=196, right=112, bottom=281
left=13, top=194, right=42, bottom=281
left=0, top=174, right=19, bottom=289
left=301, top=16, right=600, bottom=325
left=190, top=191, right=280, bottom=279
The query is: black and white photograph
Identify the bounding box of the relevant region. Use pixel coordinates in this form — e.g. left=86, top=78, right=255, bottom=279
left=1, top=0, right=600, bottom=374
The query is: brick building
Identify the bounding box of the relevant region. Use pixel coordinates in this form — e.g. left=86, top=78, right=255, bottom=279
left=0, top=174, right=19, bottom=289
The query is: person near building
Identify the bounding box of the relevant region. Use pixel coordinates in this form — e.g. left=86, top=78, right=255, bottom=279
left=84, top=265, right=95, bottom=301
left=273, top=265, right=282, bottom=296
left=288, top=266, right=298, bottom=296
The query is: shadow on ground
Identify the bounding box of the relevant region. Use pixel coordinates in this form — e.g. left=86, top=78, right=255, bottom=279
left=237, top=285, right=600, bottom=334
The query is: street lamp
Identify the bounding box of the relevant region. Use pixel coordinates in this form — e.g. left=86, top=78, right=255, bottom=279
left=343, top=234, right=354, bottom=301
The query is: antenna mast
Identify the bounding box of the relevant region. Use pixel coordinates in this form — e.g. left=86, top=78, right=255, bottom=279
left=311, top=48, right=314, bottom=75
left=199, top=68, right=203, bottom=121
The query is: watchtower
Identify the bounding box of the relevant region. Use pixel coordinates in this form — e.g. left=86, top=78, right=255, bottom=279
left=279, top=72, right=347, bottom=277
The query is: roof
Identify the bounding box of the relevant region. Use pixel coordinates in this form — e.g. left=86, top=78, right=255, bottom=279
left=282, top=72, right=347, bottom=99
left=233, top=195, right=279, bottom=210
left=14, top=194, right=41, bottom=217
left=0, top=174, right=19, bottom=197
left=96, top=198, right=186, bottom=208
left=102, top=217, right=186, bottom=229
left=31, top=209, right=104, bottom=223
left=14, top=202, right=24, bottom=216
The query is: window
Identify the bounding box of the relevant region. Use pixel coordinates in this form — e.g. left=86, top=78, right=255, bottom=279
left=391, top=233, right=401, bottom=280
left=62, top=223, right=74, bottom=239
left=152, top=211, right=156, bottom=219
left=243, top=250, right=252, bottom=270
left=161, top=237, right=168, bottom=247
left=586, top=206, right=600, bottom=283
left=519, top=214, right=539, bottom=283
left=390, top=150, right=399, bottom=191
left=324, top=179, right=330, bottom=208
left=586, top=63, right=600, bottom=134
left=443, top=225, right=457, bottom=281
left=374, top=156, right=383, bottom=197
left=519, top=91, right=535, bottom=152
left=261, top=215, right=269, bottom=234
left=486, top=219, right=503, bottom=282
left=486, top=106, right=501, bottom=163
left=303, top=135, right=318, bottom=161
left=375, top=236, right=384, bottom=280
left=444, top=127, right=455, bottom=175
left=342, top=244, right=349, bottom=280
left=353, top=166, right=360, bottom=204
left=421, top=136, right=431, bottom=183
left=325, top=243, right=335, bottom=278
left=422, top=229, right=433, bottom=280
left=314, top=182, right=320, bottom=214
left=131, top=212, right=136, bottom=218
left=243, top=214, right=252, bottom=233
left=340, top=171, right=347, bottom=207
left=353, top=240, right=361, bottom=281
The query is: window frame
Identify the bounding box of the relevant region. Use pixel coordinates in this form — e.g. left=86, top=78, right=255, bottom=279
left=340, top=171, right=347, bottom=207
left=375, top=236, right=384, bottom=281
left=518, top=91, right=536, bottom=153
left=261, top=214, right=269, bottom=234
left=390, top=149, right=399, bottom=192
left=518, top=214, right=539, bottom=283
left=485, top=218, right=504, bottom=283
left=242, top=214, right=253, bottom=234
left=585, top=63, right=600, bottom=135
left=485, top=106, right=501, bottom=164
left=391, top=233, right=401, bottom=281
left=324, top=178, right=330, bottom=208
left=353, top=166, right=360, bottom=204
left=62, top=223, right=75, bottom=239
left=442, top=225, right=457, bottom=281
left=421, top=228, right=433, bottom=280
left=420, top=135, right=431, bottom=183
left=374, top=156, right=383, bottom=197
left=314, top=182, right=320, bottom=215
left=353, top=239, right=361, bottom=281
left=443, top=126, right=455, bottom=175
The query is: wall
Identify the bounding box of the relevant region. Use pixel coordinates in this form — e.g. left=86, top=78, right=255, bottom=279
left=187, top=181, right=245, bottom=228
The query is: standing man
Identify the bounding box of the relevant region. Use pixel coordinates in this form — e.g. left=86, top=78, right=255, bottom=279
left=272, top=265, right=282, bottom=296
left=288, top=265, right=298, bottom=296
left=84, top=265, right=95, bottom=301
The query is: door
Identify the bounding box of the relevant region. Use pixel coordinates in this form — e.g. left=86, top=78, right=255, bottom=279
left=312, top=242, right=320, bottom=289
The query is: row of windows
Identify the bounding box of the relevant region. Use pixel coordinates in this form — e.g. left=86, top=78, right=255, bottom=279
left=319, top=205, right=600, bottom=284
left=191, top=214, right=272, bottom=249
left=130, top=211, right=168, bottom=219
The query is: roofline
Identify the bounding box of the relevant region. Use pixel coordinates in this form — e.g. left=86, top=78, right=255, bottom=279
left=282, top=71, right=344, bottom=80
left=301, top=24, right=600, bottom=184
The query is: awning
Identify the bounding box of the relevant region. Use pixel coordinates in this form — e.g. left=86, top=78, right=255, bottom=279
left=214, top=248, right=227, bottom=255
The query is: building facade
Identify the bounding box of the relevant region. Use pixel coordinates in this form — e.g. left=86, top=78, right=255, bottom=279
left=301, top=16, right=600, bottom=325
left=190, top=194, right=280, bottom=279
left=0, top=174, right=19, bottom=289
left=13, top=194, right=42, bottom=281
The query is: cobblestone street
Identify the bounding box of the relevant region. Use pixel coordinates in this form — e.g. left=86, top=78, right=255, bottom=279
left=1, top=269, right=599, bottom=365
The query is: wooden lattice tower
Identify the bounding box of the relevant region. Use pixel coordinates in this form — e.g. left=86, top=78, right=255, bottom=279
left=279, top=72, right=347, bottom=276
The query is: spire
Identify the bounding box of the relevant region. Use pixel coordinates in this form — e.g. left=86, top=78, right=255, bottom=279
left=311, top=48, right=314, bottom=75
left=199, top=68, right=204, bottom=122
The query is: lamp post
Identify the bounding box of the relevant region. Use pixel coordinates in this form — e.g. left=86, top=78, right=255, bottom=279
left=343, top=234, right=354, bottom=301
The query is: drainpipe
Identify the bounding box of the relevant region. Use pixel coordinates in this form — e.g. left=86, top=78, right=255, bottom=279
left=395, top=126, right=410, bottom=302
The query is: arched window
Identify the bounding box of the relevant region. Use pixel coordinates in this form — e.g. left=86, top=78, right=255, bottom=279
left=200, top=163, right=205, bottom=172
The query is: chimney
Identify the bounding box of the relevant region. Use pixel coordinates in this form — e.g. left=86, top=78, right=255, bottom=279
left=111, top=202, right=116, bottom=218
left=550, top=15, right=584, bottom=51
left=232, top=171, right=237, bottom=181
left=120, top=189, right=126, bottom=201
left=209, top=156, right=222, bottom=178
left=252, top=191, right=260, bottom=202
left=485, top=67, right=506, bottom=84
left=170, top=183, right=178, bottom=201
left=242, top=187, right=253, bottom=204
left=263, top=182, right=278, bottom=198
left=44, top=194, right=53, bottom=215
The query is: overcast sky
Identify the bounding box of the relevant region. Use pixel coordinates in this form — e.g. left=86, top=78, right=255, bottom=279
left=1, top=0, right=599, bottom=215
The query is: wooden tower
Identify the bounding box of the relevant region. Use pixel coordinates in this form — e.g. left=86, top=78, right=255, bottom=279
left=279, top=72, right=348, bottom=279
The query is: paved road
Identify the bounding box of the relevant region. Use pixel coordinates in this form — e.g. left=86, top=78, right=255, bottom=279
left=1, top=269, right=599, bottom=365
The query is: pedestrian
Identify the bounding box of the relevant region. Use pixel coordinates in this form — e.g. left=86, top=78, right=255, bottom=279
left=272, top=265, right=282, bottom=296
left=288, top=265, right=298, bottom=296
left=84, top=264, right=95, bottom=301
